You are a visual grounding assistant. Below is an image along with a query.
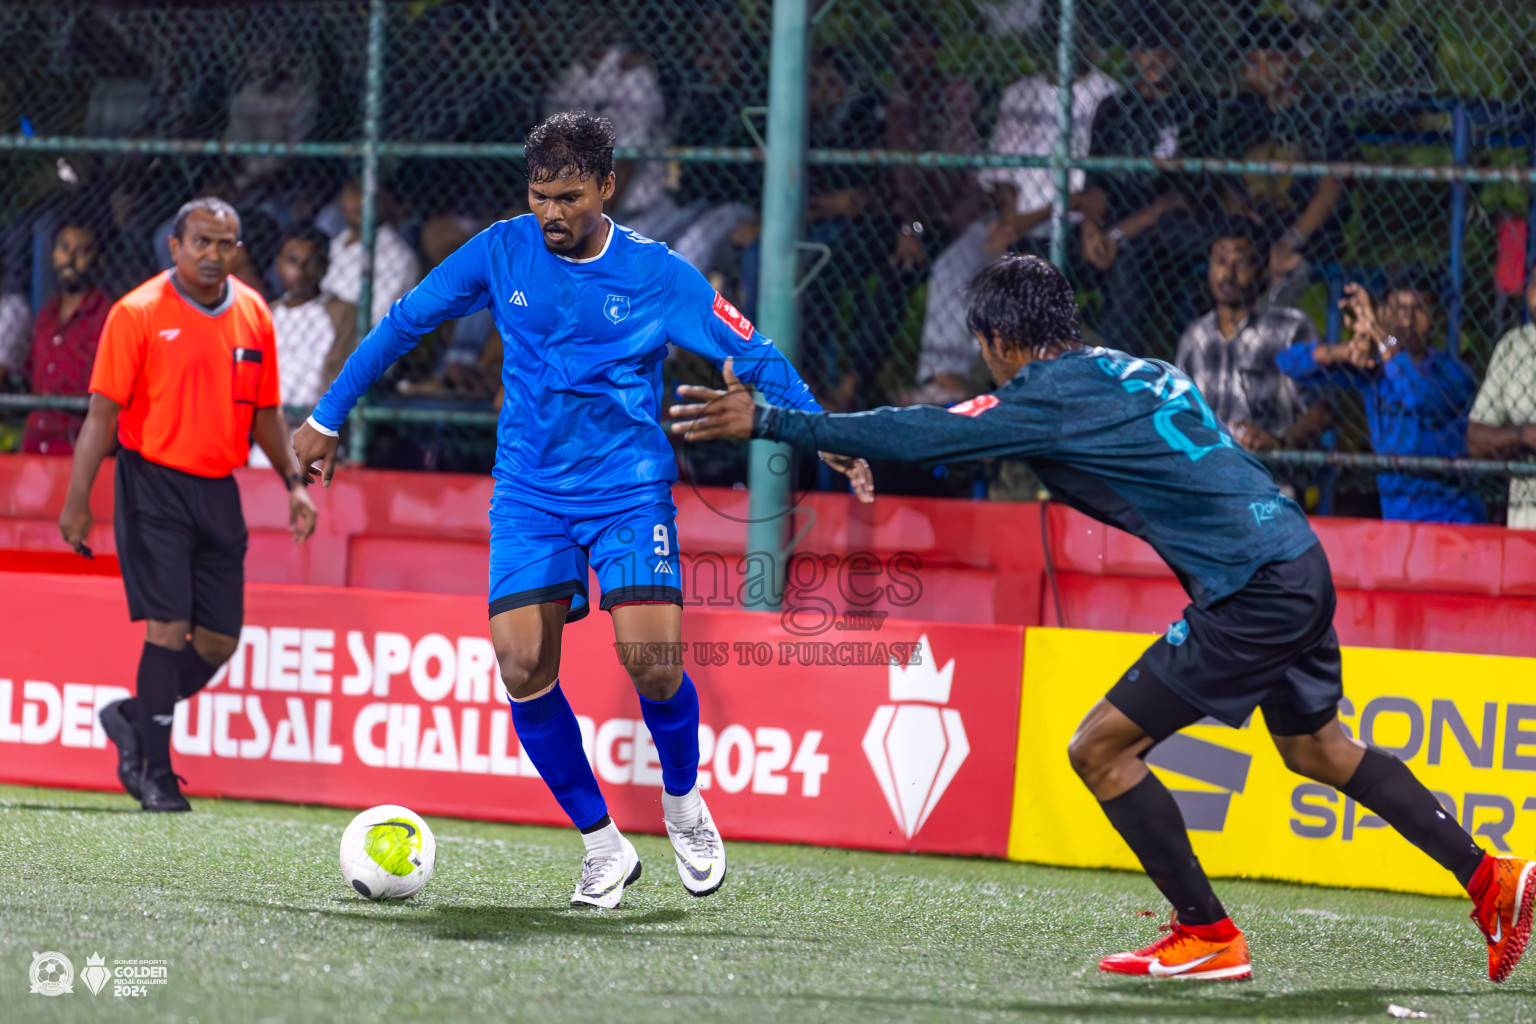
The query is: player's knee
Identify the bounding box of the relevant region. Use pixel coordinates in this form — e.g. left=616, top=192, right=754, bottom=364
left=144, top=620, right=191, bottom=651
left=193, top=631, right=239, bottom=666
left=498, top=650, right=559, bottom=701
left=626, top=661, right=682, bottom=702
left=1067, top=730, right=1110, bottom=785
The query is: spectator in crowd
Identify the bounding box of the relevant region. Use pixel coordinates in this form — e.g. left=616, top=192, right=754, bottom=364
left=224, top=44, right=318, bottom=193
left=320, top=177, right=421, bottom=328
left=270, top=223, right=356, bottom=415
left=0, top=285, right=30, bottom=383
left=883, top=16, right=985, bottom=273
left=1278, top=273, right=1485, bottom=523
left=732, top=48, right=887, bottom=409
left=1079, top=9, right=1212, bottom=357
left=544, top=28, right=676, bottom=240
left=1468, top=269, right=1536, bottom=528
left=21, top=219, right=112, bottom=455
left=801, top=47, right=889, bottom=409
left=1176, top=225, right=1328, bottom=467
left=1212, top=16, right=1352, bottom=309
left=664, top=5, right=760, bottom=280
left=903, top=47, right=1119, bottom=405
left=396, top=213, right=499, bottom=399
left=228, top=207, right=282, bottom=300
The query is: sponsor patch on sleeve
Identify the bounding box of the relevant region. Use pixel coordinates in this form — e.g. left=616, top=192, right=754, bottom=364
left=948, top=394, right=1000, bottom=417
left=712, top=292, right=755, bottom=341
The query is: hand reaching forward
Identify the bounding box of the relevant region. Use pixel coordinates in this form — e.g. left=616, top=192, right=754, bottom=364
left=669, top=357, right=875, bottom=504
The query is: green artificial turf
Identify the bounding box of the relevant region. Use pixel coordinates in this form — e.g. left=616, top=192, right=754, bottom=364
left=1, top=783, right=1532, bottom=1023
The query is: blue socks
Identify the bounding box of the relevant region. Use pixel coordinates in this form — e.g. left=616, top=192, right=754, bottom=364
left=638, top=672, right=701, bottom=797
left=509, top=674, right=701, bottom=831
left=508, top=683, right=608, bottom=830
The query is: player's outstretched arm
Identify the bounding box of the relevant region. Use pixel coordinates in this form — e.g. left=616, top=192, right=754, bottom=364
left=670, top=360, right=873, bottom=501
left=306, top=229, right=495, bottom=445
left=670, top=358, right=1049, bottom=469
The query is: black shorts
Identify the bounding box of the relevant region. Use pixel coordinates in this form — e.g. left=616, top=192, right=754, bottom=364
left=114, top=449, right=247, bottom=637
left=1106, top=541, right=1342, bottom=740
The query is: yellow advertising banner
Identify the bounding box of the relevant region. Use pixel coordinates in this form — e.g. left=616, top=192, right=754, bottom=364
left=1009, top=628, right=1536, bottom=897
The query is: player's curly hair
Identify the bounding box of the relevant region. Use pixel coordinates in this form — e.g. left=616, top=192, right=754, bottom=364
left=525, top=110, right=616, bottom=185
left=966, top=254, right=1083, bottom=360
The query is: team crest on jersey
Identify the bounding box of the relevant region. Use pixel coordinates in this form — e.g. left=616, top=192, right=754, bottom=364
left=604, top=294, right=631, bottom=324
left=947, top=394, right=999, bottom=417
left=712, top=292, right=754, bottom=340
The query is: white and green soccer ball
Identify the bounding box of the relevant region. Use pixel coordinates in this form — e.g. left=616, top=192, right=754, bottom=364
left=339, top=804, right=436, bottom=900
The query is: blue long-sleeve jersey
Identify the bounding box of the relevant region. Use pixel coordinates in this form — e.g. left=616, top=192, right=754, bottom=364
left=1276, top=341, right=1485, bottom=523
left=313, top=215, right=821, bottom=513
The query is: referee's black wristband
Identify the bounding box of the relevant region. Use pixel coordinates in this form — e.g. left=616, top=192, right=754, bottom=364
left=285, top=472, right=307, bottom=489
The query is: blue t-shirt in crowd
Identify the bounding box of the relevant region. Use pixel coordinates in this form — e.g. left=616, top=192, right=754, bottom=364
left=1276, top=341, right=1485, bottom=524
left=757, top=347, right=1320, bottom=607
left=313, top=215, right=821, bottom=514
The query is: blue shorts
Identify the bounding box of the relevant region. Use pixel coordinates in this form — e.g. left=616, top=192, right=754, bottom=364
left=487, top=495, right=682, bottom=622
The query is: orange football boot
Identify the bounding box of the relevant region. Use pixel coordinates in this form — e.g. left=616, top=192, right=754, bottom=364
left=1099, top=912, right=1252, bottom=981
left=1470, top=855, right=1535, bottom=983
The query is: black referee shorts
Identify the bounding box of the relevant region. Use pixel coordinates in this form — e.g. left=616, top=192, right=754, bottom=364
left=1106, top=541, right=1343, bottom=741
left=114, top=449, right=247, bottom=638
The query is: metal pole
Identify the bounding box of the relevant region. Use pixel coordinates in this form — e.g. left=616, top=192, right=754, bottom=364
left=349, top=0, right=387, bottom=463
left=1449, top=103, right=1469, bottom=350
left=744, top=0, right=810, bottom=612
left=1048, top=0, right=1077, bottom=271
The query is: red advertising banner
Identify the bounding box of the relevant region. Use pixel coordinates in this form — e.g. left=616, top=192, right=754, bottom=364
left=0, top=572, right=1024, bottom=857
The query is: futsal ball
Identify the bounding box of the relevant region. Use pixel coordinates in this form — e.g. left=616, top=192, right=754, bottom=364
left=339, top=804, right=436, bottom=900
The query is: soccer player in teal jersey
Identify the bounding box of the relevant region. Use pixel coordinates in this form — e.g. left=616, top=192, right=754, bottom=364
left=294, top=112, right=871, bottom=908
left=671, top=253, right=1533, bottom=982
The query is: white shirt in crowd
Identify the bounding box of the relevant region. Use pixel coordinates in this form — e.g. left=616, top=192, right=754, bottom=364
left=1470, top=323, right=1536, bottom=529
left=271, top=296, right=336, bottom=411
left=546, top=46, right=669, bottom=219
left=976, top=69, right=1121, bottom=229
left=321, top=223, right=420, bottom=328
left=0, top=292, right=31, bottom=372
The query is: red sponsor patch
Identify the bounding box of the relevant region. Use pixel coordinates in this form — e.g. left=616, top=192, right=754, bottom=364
left=713, top=292, right=755, bottom=341
left=948, top=394, right=1000, bottom=417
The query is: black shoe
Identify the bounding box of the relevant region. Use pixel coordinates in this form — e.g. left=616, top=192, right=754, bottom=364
left=98, top=699, right=143, bottom=800
left=139, top=765, right=191, bottom=813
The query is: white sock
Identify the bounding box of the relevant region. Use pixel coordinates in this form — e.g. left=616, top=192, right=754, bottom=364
left=662, top=782, right=703, bottom=828
left=581, top=820, right=624, bottom=861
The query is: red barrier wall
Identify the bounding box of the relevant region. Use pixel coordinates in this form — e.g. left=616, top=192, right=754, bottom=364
left=2, top=454, right=1531, bottom=656
left=0, top=571, right=1023, bottom=857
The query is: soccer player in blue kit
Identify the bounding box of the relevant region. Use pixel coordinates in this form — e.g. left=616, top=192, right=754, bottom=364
left=292, top=112, right=872, bottom=908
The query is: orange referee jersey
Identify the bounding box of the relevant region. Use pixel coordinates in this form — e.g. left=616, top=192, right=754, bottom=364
left=90, top=271, right=280, bottom=478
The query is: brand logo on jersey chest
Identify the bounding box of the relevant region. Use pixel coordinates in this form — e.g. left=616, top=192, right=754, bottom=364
left=604, top=294, right=631, bottom=324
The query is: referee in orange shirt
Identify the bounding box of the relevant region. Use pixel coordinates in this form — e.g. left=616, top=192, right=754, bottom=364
left=59, top=197, right=318, bottom=812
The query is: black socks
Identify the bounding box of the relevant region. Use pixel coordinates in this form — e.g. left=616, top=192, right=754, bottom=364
left=134, top=643, right=182, bottom=770
left=1342, top=747, right=1485, bottom=888
left=176, top=646, right=221, bottom=700
left=1100, top=772, right=1228, bottom=926
left=134, top=643, right=225, bottom=770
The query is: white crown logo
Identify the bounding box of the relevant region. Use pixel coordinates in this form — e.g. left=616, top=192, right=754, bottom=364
left=887, top=634, right=954, bottom=703
left=862, top=636, right=970, bottom=839
left=81, top=952, right=111, bottom=996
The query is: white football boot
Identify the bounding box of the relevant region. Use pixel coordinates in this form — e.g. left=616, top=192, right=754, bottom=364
left=665, top=793, right=727, bottom=896
left=570, top=835, right=642, bottom=909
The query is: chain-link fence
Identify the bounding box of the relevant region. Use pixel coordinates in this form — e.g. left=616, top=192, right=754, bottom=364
left=3, top=0, right=1536, bottom=522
